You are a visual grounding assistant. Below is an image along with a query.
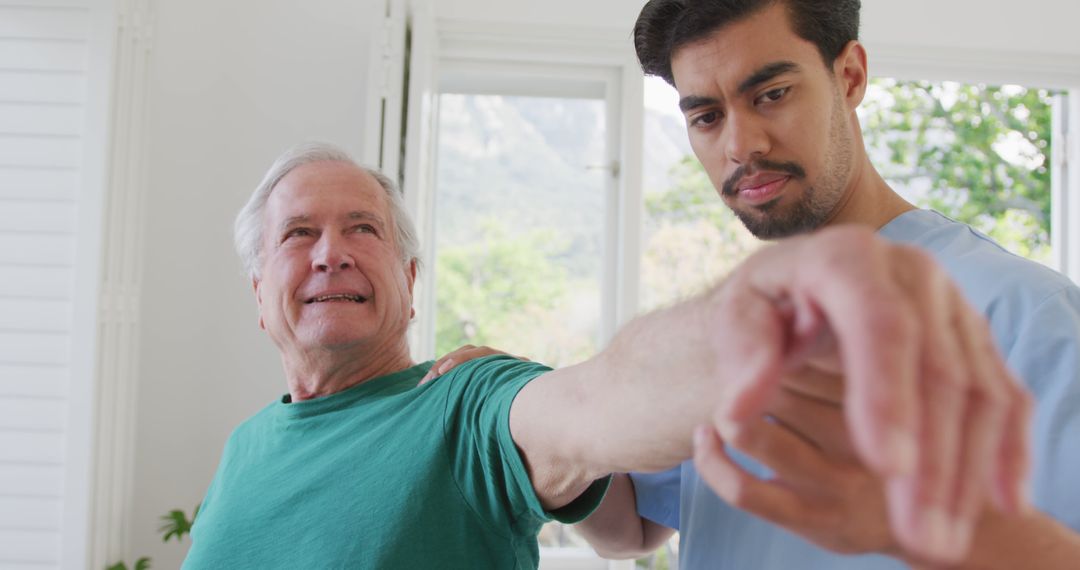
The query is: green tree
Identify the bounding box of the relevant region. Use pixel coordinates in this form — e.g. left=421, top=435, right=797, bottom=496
left=861, top=79, right=1057, bottom=260
left=641, top=156, right=763, bottom=310
left=435, top=220, right=596, bottom=366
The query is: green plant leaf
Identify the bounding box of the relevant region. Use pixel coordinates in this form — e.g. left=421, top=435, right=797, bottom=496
left=159, top=508, right=196, bottom=543
left=134, top=557, right=152, bottom=570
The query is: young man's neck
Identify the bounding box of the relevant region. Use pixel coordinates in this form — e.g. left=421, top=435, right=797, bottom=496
left=825, top=155, right=915, bottom=231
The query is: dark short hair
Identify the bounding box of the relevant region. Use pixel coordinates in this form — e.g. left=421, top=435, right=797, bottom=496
left=634, top=0, right=861, bottom=86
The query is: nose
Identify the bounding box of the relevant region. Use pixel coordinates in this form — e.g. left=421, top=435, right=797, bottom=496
left=724, top=111, right=771, bottom=165
left=311, top=233, right=356, bottom=273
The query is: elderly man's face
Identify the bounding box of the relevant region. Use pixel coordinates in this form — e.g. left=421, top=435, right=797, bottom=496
left=253, top=161, right=416, bottom=355
left=670, top=2, right=859, bottom=238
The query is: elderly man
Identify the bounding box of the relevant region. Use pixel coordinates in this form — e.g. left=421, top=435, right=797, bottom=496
left=181, top=142, right=1028, bottom=568
left=569, top=1, right=1080, bottom=569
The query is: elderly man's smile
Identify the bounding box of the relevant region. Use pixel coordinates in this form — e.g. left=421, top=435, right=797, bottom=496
left=304, top=293, right=369, bottom=304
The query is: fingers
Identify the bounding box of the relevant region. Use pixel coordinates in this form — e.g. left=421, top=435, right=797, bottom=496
left=717, top=416, right=838, bottom=489
left=421, top=344, right=473, bottom=384
left=888, top=251, right=968, bottom=560
left=727, top=229, right=1024, bottom=565
left=712, top=279, right=786, bottom=431
left=996, top=376, right=1034, bottom=513
left=742, top=229, right=920, bottom=476
left=950, top=290, right=1028, bottom=516
left=947, top=308, right=1007, bottom=554
left=768, top=384, right=854, bottom=462
left=693, top=424, right=812, bottom=530
left=419, top=345, right=513, bottom=385
left=779, top=366, right=844, bottom=406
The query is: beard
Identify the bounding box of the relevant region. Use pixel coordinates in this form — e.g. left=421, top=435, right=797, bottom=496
left=721, top=92, right=855, bottom=240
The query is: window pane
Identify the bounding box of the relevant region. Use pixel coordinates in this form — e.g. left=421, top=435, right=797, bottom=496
left=860, top=79, right=1058, bottom=264
left=434, top=93, right=607, bottom=367
left=640, top=77, right=762, bottom=313
left=433, top=92, right=607, bottom=551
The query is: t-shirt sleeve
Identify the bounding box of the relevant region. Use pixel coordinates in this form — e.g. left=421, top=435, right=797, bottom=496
left=438, top=355, right=610, bottom=536
left=1006, top=287, right=1080, bottom=532
left=630, top=466, right=681, bottom=530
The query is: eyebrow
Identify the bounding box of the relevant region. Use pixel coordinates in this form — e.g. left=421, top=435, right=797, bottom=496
left=279, top=215, right=311, bottom=235
left=678, top=61, right=801, bottom=114
left=737, top=61, right=800, bottom=95
left=679, top=95, right=721, bottom=113
left=278, top=211, right=387, bottom=234
left=345, top=211, right=387, bottom=234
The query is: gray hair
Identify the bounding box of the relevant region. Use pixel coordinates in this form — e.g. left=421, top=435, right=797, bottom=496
left=234, top=141, right=421, bottom=279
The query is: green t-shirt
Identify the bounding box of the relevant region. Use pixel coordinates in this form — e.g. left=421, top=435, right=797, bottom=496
left=182, top=356, right=608, bottom=569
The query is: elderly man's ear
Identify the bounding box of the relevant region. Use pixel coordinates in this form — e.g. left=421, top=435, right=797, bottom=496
left=252, top=277, right=265, bottom=330
left=407, top=259, right=417, bottom=319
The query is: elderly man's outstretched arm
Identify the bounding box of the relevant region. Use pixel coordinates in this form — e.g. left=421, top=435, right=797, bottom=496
left=509, top=225, right=1031, bottom=565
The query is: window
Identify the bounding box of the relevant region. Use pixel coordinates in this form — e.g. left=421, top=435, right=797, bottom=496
left=639, top=76, right=763, bottom=312
left=428, top=66, right=625, bottom=564
left=861, top=79, right=1060, bottom=264
left=389, top=12, right=1074, bottom=569
left=433, top=93, right=608, bottom=366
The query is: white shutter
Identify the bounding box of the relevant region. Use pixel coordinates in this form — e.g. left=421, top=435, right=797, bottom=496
left=0, top=2, right=92, bottom=569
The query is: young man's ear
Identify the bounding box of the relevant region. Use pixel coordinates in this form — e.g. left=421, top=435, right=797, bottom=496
left=834, top=40, right=868, bottom=109
left=252, top=277, right=266, bottom=330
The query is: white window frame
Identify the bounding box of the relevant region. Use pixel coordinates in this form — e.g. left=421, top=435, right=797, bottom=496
left=371, top=8, right=1079, bottom=568
left=868, top=42, right=1080, bottom=280
left=399, top=9, right=645, bottom=362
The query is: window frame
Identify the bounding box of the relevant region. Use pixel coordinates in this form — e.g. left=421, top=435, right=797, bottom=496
left=401, top=15, right=646, bottom=361
left=868, top=42, right=1078, bottom=279
left=385, top=9, right=1079, bottom=568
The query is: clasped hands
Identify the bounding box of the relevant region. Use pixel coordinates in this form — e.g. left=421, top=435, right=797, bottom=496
left=698, top=226, right=1033, bottom=566
left=423, top=226, right=1033, bottom=566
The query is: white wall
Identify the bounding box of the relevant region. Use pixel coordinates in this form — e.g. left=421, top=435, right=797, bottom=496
left=437, top=0, right=1080, bottom=59
left=863, top=0, right=1080, bottom=58
left=128, top=0, right=381, bottom=567
left=124, top=0, right=1080, bottom=567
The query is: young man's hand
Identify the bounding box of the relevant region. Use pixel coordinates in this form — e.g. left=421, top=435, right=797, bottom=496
left=701, top=226, right=1033, bottom=564
left=419, top=345, right=529, bottom=385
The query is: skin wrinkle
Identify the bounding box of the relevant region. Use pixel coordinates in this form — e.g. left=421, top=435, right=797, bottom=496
left=255, top=160, right=417, bottom=402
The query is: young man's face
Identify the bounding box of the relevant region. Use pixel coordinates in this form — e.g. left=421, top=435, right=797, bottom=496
left=670, top=2, right=861, bottom=239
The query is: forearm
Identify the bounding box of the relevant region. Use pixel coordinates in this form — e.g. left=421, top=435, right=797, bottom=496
left=909, top=509, right=1080, bottom=570
left=576, top=474, right=675, bottom=559
left=512, top=284, right=733, bottom=486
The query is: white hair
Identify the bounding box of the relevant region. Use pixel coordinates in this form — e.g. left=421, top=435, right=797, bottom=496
left=234, top=142, right=420, bottom=279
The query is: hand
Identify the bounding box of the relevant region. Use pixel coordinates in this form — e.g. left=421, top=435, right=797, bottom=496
left=703, top=226, right=1033, bottom=563
left=419, top=344, right=529, bottom=384
left=696, top=370, right=1080, bottom=569
left=693, top=376, right=897, bottom=557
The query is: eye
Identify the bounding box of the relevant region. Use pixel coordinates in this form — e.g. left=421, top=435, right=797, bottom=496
left=688, top=111, right=722, bottom=129
left=352, top=224, right=378, bottom=235
left=283, top=227, right=314, bottom=241
left=756, top=87, right=789, bottom=105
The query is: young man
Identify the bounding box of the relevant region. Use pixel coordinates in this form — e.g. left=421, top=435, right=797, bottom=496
left=570, top=1, right=1080, bottom=568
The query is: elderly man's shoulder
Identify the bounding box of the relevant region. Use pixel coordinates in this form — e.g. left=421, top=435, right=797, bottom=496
left=430, top=354, right=553, bottom=402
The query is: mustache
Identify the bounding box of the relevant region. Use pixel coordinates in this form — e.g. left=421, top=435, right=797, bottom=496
left=722, top=159, right=807, bottom=197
